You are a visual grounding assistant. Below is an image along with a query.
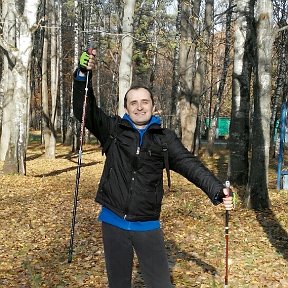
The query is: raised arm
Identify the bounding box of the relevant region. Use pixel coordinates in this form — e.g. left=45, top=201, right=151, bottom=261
left=72, top=50, right=113, bottom=146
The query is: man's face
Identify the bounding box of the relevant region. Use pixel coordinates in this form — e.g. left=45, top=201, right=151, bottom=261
left=125, top=88, right=155, bottom=129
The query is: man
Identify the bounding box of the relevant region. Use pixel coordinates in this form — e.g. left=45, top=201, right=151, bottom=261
left=73, top=51, right=233, bottom=288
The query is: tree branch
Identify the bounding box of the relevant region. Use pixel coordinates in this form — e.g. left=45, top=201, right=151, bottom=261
left=0, top=36, right=17, bottom=67
left=277, top=25, right=288, bottom=33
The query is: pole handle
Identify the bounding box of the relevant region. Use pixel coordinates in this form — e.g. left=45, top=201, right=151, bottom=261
left=225, top=181, right=230, bottom=194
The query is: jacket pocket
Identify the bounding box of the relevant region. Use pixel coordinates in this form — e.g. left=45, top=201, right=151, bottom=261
left=98, top=166, right=113, bottom=198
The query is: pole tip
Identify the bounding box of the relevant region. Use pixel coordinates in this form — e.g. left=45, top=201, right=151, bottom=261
left=67, top=253, right=73, bottom=263
left=225, top=181, right=230, bottom=188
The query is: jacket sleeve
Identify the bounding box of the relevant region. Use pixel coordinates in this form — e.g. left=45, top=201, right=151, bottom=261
left=73, top=70, right=114, bottom=146
left=165, top=129, right=225, bottom=205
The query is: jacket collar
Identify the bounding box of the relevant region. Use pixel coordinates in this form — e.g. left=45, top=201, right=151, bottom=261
left=121, top=114, right=162, bottom=146
left=121, top=113, right=162, bottom=131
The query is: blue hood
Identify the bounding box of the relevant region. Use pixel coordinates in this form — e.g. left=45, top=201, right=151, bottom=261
left=122, top=113, right=161, bottom=145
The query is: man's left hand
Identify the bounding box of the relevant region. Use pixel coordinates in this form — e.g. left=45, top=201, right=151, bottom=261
left=223, top=188, right=233, bottom=211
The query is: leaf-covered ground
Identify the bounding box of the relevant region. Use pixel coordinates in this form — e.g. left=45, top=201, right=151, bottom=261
left=0, top=143, right=288, bottom=287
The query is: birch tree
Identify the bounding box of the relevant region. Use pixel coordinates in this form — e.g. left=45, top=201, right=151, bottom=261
left=58, top=0, right=65, bottom=142
left=247, top=0, right=273, bottom=209
left=49, top=0, right=59, bottom=155
left=0, top=0, right=15, bottom=161
left=228, top=0, right=255, bottom=185
left=118, top=0, right=136, bottom=116
left=0, top=0, right=40, bottom=174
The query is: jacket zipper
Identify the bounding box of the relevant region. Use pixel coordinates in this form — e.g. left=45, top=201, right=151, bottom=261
left=124, top=145, right=140, bottom=219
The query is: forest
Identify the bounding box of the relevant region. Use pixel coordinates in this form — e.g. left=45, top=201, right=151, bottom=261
left=0, top=0, right=288, bottom=206
left=0, top=0, right=288, bottom=287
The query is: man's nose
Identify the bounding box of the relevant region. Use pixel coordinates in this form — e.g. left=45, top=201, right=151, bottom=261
left=137, top=103, right=143, bottom=110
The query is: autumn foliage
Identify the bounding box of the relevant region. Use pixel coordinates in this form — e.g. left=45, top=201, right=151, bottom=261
left=0, top=143, right=287, bottom=287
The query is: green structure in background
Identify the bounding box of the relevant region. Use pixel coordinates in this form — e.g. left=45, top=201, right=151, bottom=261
left=205, top=117, right=230, bottom=138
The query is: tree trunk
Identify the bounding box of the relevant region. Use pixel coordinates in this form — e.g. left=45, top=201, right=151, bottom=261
left=0, top=0, right=40, bottom=174
left=269, top=25, right=287, bottom=156
left=178, top=0, right=200, bottom=151
left=41, top=2, right=52, bottom=158
left=65, top=0, right=80, bottom=149
left=228, top=0, right=255, bottom=185
left=118, top=0, right=136, bottom=116
left=246, top=0, right=273, bottom=209
left=58, top=0, right=65, bottom=143
left=49, top=0, right=58, bottom=156
left=149, top=0, right=159, bottom=90
left=0, top=0, right=15, bottom=161
left=207, top=0, right=233, bottom=156
left=193, top=0, right=214, bottom=155
left=0, top=75, right=3, bottom=133
left=170, top=0, right=181, bottom=133
left=41, top=0, right=59, bottom=159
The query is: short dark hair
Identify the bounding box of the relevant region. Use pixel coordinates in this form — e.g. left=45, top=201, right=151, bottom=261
left=124, top=85, right=154, bottom=108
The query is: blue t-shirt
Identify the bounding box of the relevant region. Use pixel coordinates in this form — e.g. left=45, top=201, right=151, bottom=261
left=98, top=207, right=160, bottom=231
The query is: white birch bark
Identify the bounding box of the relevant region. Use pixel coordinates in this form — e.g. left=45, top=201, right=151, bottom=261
left=0, top=0, right=14, bottom=161
left=0, top=0, right=40, bottom=174
left=42, top=0, right=50, bottom=157
left=58, top=0, right=64, bottom=142
left=118, top=0, right=136, bottom=116
left=48, top=0, right=58, bottom=158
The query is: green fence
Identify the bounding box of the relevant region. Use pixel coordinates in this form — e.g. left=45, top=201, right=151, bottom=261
left=205, top=117, right=230, bottom=138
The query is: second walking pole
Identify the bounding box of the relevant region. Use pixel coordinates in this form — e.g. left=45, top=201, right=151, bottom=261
left=224, top=180, right=230, bottom=287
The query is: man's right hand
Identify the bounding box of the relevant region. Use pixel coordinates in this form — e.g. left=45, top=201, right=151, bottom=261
left=79, top=50, right=96, bottom=72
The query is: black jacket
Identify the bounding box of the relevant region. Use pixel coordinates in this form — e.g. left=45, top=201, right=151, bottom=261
left=73, top=75, right=225, bottom=221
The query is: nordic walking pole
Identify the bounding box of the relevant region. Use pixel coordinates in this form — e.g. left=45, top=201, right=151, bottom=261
left=224, top=180, right=231, bottom=287
left=68, top=46, right=93, bottom=263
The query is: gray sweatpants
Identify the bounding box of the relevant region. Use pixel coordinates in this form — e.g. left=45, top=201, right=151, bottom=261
left=102, top=222, right=173, bottom=288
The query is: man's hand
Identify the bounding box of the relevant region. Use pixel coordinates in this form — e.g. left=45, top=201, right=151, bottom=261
left=223, top=187, right=233, bottom=211
left=79, top=49, right=96, bottom=72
